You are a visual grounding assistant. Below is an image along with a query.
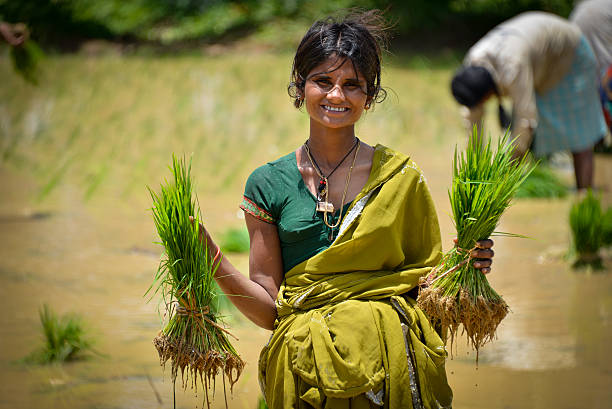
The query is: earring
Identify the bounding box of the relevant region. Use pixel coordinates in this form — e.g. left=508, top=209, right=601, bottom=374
left=364, top=103, right=371, bottom=110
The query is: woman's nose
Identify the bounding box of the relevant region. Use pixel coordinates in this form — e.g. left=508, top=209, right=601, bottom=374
left=326, top=84, right=345, bottom=101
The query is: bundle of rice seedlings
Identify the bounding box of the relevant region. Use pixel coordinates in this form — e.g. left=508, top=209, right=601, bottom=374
left=147, top=155, right=244, bottom=405
left=569, top=190, right=604, bottom=268
left=417, top=129, right=535, bottom=358
left=515, top=162, right=568, bottom=199
left=26, top=304, right=95, bottom=364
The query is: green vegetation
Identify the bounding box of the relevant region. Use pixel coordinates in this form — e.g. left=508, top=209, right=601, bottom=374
left=418, top=129, right=535, bottom=358
left=1, top=0, right=576, bottom=47
left=257, top=396, right=269, bottom=409
left=516, top=162, right=568, bottom=199
left=148, top=155, right=244, bottom=400
left=26, top=304, right=95, bottom=364
left=603, top=208, right=612, bottom=248
left=9, top=41, right=43, bottom=84
left=0, top=53, right=465, bottom=207
left=220, top=226, right=250, bottom=253
left=569, top=190, right=604, bottom=268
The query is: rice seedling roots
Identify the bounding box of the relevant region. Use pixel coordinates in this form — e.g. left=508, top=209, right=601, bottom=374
left=418, top=285, right=509, bottom=357
left=153, top=331, right=245, bottom=392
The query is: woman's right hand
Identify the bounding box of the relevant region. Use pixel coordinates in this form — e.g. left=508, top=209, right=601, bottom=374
left=189, top=216, right=221, bottom=268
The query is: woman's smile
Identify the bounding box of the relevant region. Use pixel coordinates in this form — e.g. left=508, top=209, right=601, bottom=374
left=322, top=105, right=350, bottom=113
left=304, top=56, right=368, bottom=130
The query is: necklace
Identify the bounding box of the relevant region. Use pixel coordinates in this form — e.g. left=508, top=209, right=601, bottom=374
left=303, top=137, right=359, bottom=208
left=303, top=138, right=361, bottom=240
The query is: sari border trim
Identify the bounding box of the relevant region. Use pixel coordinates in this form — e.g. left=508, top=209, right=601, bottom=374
left=391, top=297, right=425, bottom=409
left=338, top=191, right=373, bottom=237
left=240, top=196, right=276, bottom=224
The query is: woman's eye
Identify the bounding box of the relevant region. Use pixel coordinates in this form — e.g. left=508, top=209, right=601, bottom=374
left=344, top=82, right=364, bottom=92
left=315, top=79, right=332, bottom=88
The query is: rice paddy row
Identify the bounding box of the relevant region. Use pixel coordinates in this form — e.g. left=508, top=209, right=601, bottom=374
left=0, top=52, right=464, bottom=215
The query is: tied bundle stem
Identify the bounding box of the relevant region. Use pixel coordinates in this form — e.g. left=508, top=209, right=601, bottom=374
left=146, top=155, right=244, bottom=407
left=417, top=128, right=535, bottom=361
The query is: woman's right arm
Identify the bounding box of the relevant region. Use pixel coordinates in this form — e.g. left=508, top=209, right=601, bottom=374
left=195, top=213, right=284, bottom=330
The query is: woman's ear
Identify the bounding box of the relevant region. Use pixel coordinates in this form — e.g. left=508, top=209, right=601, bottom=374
left=294, top=87, right=305, bottom=108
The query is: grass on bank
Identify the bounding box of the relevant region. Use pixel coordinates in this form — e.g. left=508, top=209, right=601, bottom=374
left=0, top=51, right=466, bottom=210
left=417, top=129, right=535, bottom=359
left=25, top=304, right=96, bottom=364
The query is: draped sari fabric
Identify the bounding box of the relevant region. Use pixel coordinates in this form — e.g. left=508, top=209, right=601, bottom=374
left=258, top=146, right=453, bottom=409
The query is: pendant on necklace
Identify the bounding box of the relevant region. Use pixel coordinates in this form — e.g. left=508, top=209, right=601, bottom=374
left=328, top=228, right=335, bottom=242
left=316, top=201, right=334, bottom=213
left=317, top=178, right=328, bottom=197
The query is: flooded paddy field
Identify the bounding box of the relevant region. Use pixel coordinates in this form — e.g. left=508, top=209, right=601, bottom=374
left=1, top=53, right=611, bottom=408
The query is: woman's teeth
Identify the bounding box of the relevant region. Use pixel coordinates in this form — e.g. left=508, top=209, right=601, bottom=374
left=324, top=105, right=348, bottom=112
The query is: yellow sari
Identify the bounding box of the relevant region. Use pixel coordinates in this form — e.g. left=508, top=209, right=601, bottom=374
left=259, top=145, right=452, bottom=409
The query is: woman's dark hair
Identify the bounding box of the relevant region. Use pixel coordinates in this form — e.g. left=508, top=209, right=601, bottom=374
left=450, top=66, right=496, bottom=108
left=288, top=9, right=389, bottom=109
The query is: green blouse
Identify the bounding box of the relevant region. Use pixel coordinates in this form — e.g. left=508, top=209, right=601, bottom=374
left=240, top=151, right=352, bottom=273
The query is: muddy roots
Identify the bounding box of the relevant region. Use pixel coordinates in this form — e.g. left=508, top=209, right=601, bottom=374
left=417, top=287, right=508, bottom=359
left=153, top=332, right=245, bottom=395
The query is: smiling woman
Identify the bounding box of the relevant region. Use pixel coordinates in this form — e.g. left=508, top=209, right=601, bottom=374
left=187, top=9, right=494, bottom=409
left=303, top=58, right=369, bottom=130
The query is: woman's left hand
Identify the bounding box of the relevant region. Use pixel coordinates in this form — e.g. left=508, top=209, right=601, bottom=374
left=471, top=239, right=494, bottom=274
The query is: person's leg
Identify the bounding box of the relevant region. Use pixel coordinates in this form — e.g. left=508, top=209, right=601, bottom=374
left=572, top=147, right=594, bottom=190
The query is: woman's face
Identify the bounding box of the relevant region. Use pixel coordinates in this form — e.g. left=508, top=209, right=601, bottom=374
left=303, top=57, right=369, bottom=130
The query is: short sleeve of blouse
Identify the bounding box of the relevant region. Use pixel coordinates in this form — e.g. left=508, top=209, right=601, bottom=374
left=239, top=164, right=278, bottom=224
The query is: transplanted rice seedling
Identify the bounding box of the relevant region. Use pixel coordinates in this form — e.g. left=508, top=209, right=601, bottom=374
left=26, top=304, right=95, bottom=364
left=515, top=162, right=568, bottom=199
left=418, top=129, right=535, bottom=359
left=147, top=155, right=244, bottom=406
left=569, top=190, right=604, bottom=268
left=219, top=226, right=250, bottom=253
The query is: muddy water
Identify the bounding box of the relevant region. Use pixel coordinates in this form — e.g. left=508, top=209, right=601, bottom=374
left=2, top=156, right=611, bottom=409
left=1, top=58, right=611, bottom=407
left=0, top=166, right=271, bottom=409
